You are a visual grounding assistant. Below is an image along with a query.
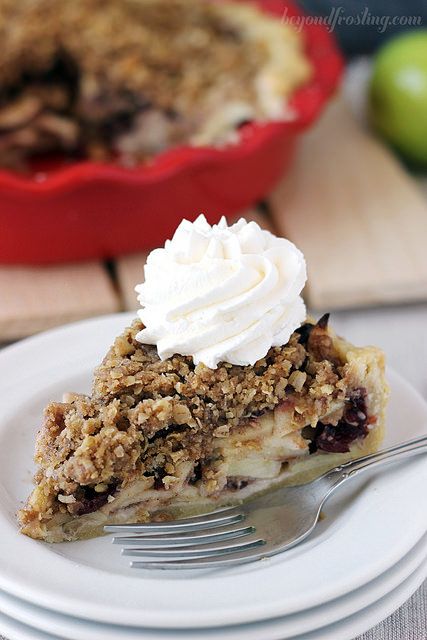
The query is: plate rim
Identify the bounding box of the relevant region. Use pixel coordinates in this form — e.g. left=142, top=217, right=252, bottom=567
left=0, top=556, right=425, bottom=640
left=0, top=532, right=426, bottom=640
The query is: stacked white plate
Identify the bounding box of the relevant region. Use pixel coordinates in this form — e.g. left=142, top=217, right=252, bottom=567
left=0, top=314, right=426, bottom=640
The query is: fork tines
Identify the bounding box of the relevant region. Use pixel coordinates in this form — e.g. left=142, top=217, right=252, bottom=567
left=104, top=508, right=266, bottom=569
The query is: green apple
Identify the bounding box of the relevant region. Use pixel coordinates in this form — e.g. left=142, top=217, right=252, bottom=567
left=369, top=30, right=427, bottom=169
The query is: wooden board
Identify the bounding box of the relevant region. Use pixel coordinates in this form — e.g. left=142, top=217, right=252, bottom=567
left=116, top=208, right=276, bottom=311
left=0, top=262, right=119, bottom=341
left=269, top=96, right=427, bottom=310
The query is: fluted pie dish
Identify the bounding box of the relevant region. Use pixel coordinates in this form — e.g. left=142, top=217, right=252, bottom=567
left=18, top=314, right=387, bottom=543
left=0, top=0, right=342, bottom=264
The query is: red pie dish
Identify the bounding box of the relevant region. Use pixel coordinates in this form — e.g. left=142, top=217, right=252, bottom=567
left=0, top=0, right=343, bottom=264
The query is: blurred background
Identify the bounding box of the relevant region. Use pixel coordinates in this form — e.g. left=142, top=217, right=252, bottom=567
left=301, top=0, right=427, bottom=54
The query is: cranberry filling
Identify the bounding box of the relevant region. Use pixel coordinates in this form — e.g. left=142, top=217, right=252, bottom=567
left=74, top=484, right=116, bottom=516
left=295, top=314, right=329, bottom=347
left=310, top=388, right=369, bottom=454
left=226, top=477, right=250, bottom=491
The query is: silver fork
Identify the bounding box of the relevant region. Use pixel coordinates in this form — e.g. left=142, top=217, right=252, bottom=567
left=105, top=435, right=427, bottom=569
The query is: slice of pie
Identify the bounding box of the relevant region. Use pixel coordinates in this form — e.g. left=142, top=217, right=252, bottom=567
left=18, top=314, right=387, bottom=543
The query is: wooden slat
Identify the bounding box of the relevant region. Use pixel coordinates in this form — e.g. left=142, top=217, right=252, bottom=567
left=116, top=252, right=148, bottom=311
left=0, top=262, right=120, bottom=341
left=116, top=208, right=276, bottom=311
left=229, top=208, right=277, bottom=233
left=269, top=96, right=427, bottom=310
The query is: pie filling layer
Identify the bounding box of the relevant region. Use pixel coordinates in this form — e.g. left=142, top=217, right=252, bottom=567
left=0, top=0, right=311, bottom=169
left=18, top=315, right=388, bottom=542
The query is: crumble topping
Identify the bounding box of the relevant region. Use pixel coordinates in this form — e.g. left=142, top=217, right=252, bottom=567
left=27, top=315, right=365, bottom=520
left=0, top=0, right=262, bottom=101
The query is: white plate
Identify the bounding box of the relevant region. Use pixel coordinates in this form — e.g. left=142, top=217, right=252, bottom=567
left=0, top=531, right=426, bottom=640
left=0, top=313, right=426, bottom=629
left=0, top=555, right=425, bottom=640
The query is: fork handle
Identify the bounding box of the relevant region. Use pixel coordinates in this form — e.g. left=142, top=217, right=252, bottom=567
left=329, top=434, right=427, bottom=481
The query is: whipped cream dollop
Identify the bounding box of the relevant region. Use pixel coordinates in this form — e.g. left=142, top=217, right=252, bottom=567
left=135, top=215, right=307, bottom=369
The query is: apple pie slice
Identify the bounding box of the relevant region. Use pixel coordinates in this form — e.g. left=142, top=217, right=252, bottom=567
left=18, top=314, right=387, bottom=543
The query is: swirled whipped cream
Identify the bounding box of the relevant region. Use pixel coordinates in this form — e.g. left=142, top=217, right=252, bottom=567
left=135, top=215, right=307, bottom=369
